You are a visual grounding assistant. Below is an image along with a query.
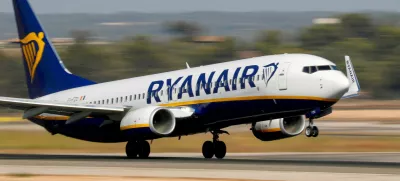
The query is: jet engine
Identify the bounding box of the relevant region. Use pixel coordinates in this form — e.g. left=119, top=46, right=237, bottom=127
left=252, top=115, right=306, bottom=141
left=120, top=106, right=176, bottom=136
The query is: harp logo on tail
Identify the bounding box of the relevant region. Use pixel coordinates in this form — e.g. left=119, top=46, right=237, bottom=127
left=20, top=32, right=45, bottom=83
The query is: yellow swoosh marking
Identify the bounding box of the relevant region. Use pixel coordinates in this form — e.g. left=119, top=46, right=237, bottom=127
left=160, top=95, right=338, bottom=107
left=120, top=124, right=150, bottom=131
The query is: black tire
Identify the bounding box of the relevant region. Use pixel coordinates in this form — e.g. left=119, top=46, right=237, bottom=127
left=138, top=141, right=151, bottom=158
left=125, top=141, right=138, bottom=159
left=305, top=126, right=312, bottom=137
left=214, top=141, right=226, bottom=159
left=202, top=141, right=214, bottom=159
left=312, top=126, right=319, bottom=137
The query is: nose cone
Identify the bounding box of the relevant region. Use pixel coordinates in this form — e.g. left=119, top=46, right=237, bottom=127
left=331, top=73, right=350, bottom=98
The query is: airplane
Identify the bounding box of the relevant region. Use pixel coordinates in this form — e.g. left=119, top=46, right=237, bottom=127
left=0, top=0, right=360, bottom=159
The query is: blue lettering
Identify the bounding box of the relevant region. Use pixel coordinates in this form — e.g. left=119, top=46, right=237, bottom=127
left=196, top=72, right=215, bottom=96
left=232, top=67, right=241, bottom=91
left=178, top=75, right=194, bottom=99
left=167, top=77, right=182, bottom=101
left=241, top=65, right=259, bottom=89
left=213, top=69, right=230, bottom=93
left=147, top=80, right=164, bottom=104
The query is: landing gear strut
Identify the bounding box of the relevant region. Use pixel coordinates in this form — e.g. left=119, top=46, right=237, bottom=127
left=125, top=140, right=151, bottom=159
left=202, top=130, right=228, bottom=159
left=305, top=118, right=319, bottom=137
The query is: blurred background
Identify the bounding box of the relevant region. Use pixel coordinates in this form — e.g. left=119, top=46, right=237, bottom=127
left=0, top=1, right=399, bottom=180
left=0, top=1, right=399, bottom=100
left=0, top=0, right=399, bottom=153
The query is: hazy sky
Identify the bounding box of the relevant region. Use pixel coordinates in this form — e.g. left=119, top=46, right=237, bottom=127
left=0, top=0, right=399, bottom=13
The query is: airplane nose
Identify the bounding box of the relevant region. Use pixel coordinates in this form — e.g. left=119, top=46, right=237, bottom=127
left=332, top=73, right=350, bottom=97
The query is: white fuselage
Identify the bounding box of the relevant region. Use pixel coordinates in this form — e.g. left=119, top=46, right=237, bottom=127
left=39, top=54, right=348, bottom=109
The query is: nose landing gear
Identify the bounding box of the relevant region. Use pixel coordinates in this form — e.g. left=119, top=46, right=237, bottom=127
left=305, top=118, right=319, bottom=137
left=202, top=130, right=228, bottom=159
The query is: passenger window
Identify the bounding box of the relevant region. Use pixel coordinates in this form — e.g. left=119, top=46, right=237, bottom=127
left=310, top=66, right=317, bottom=73
left=143, top=93, right=145, bottom=98
left=257, top=75, right=260, bottom=81
left=134, top=95, right=137, bottom=100
left=111, top=99, right=113, bottom=104
left=161, top=90, right=163, bottom=96
left=102, top=100, right=105, bottom=104
left=130, top=95, right=132, bottom=101
left=106, top=99, right=109, bottom=104
left=303, top=67, right=310, bottom=74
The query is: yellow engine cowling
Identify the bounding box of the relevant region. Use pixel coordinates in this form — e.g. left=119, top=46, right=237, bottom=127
left=252, top=115, right=306, bottom=141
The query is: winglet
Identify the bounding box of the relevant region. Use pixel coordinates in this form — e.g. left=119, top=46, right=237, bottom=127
left=342, top=55, right=361, bottom=99
left=186, top=62, right=190, bottom=69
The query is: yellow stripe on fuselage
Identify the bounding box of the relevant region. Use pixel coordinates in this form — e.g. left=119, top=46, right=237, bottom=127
left=120, top=124, right=150, bottom=131
left=160, top=95, right=338, bottom=107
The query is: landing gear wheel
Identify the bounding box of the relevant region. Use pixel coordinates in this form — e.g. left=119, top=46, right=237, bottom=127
left=214, top=141, right=226, bottom=159
left=125, top=141, right=138, bottom=159
left=312, top=126, right=319, bottom=137
left=138, top=141, right=151, bottom=158
left=305, top=126, right=313, bottom=137
left=202, top=141, right=214, bottom=159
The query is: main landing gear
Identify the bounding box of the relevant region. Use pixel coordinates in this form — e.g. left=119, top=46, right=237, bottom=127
left=305, top=118, right=319, bottom=137
left=202, top=130, right=229, bottom=159
left=126, top=140, right=151, bottom=159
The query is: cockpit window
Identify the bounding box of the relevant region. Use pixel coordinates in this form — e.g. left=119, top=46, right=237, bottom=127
left=310, top=66, right=317, bottom=73
left=302, top=65, right=338, bottom=74
left=317, top=65, right=331, bottom=71
left=302, top=67, right=310, bottom=74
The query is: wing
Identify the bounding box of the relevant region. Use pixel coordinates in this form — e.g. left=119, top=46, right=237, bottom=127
left=0, top=96, right=194, bottom=123
left=0, top=96, right=125, bottom=120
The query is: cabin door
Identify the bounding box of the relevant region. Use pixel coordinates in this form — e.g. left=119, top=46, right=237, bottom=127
left=278, top=62, right=291, bottom=90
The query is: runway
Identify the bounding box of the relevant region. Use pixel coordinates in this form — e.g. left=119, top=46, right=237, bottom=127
left=2, top=121, right=400, bottom=136
left=0, top=153, right=399, bottom=181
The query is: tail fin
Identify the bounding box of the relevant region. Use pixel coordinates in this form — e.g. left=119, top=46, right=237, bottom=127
left=12, top=0, right=95, bottom=99
left=342, top=55, right=361, bottom=99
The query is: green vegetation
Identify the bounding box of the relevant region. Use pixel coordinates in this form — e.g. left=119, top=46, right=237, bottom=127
left=0, top=13, right=399, bottom=100
left=0, top=130, right=399, bottom=153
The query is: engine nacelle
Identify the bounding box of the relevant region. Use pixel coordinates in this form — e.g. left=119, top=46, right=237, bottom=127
left=120, top=106, right=176, bottom=136
left=252, top=115, right=306, bottom=141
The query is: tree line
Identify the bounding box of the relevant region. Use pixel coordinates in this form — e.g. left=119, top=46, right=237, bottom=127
left=0, top=13, right=399, bottom=99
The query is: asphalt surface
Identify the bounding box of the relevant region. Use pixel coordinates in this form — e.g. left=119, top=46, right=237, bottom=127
left=0, top=152, right=399, bottom=180
left=2, top=121, right=400, bottom=136
left=1, top=122, right=400, bottom=180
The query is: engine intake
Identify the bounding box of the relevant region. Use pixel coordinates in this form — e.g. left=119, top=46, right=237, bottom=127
left=121, top=106, right=176, bottom=136
left=252, top=115, right=305, bottom=141
left=150, top=108, right=175, bottom=135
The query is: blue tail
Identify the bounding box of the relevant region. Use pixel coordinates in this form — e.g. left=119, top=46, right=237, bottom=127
left=12, top=0, right=95, bottom=99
